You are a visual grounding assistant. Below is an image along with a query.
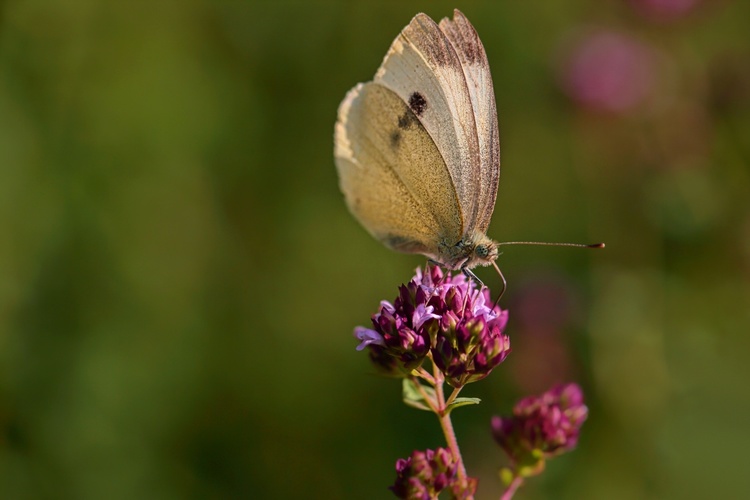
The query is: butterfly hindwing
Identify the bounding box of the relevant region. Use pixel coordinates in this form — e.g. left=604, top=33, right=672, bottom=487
left=334, top=82, right=462, bottom=258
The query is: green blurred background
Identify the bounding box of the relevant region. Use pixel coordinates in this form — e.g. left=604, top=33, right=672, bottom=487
left=1, top=0, right=748, bottom=498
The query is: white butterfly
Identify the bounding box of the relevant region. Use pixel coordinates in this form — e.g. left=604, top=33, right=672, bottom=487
left=334, top=10, right=601, bottom=288
left=335, top=10, right=499, bottom=278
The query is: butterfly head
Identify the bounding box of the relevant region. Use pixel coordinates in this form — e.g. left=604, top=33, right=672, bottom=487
left=438, top=231, right=499, bottom=270
left=466, top=233, right=499, bottom=269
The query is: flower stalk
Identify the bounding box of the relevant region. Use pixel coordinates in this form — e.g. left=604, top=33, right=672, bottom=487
left=354, top=266, right=589, bottom=499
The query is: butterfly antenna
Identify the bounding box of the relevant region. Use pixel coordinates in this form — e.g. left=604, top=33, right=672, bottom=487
left=498, top=241, right=605, bottom=249
left=491, top=260, right=507, bottom=308
left=490, top=242, right=604, bottom=307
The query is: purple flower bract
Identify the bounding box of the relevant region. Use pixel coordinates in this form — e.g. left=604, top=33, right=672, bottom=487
left=354, top=265, right=510, bottom=387
left=389, top=447, right=477, bottom=500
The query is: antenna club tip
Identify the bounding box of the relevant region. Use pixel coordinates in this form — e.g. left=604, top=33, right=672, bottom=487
left=590, top=243, right=605, bottom=248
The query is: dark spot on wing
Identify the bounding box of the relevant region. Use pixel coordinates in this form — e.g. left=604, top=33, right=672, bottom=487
left=412, top=14, right=450, bottom=66
left=461, top=38, right=480, bottom=64
left=441, top=15, right=483, bottom=65
left=409, top=92, right=427, bottom=116
left=390, top=130, right=401, bottom=149
left=456, top=24, right=481, bottom=64
left=398, top=111, right=413, bottom=129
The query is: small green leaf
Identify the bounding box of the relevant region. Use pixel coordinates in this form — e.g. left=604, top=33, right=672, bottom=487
left=445, top=397, right=481, bottom=415
left=402, top=378, right=435, bottom=412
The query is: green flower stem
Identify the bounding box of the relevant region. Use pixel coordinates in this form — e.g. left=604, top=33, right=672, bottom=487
left=432, top=359, right=469, bottom=486
left=410, top=375, right=440, bottom=414
left=500, top=475, right=523, bottom=500
left=415, top=366, right=436, bottom=385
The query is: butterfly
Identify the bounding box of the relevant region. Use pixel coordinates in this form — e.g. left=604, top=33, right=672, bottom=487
left=334, top=10, right=601, bottom=291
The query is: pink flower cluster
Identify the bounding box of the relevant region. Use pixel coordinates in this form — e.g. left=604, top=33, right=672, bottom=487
left=355, top=265, right=510, bottom=387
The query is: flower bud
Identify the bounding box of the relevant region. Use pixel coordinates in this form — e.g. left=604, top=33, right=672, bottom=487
left=492, top=383, right=588, bottom=477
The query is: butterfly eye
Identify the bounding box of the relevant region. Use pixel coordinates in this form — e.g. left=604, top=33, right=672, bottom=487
left=474, top=242, right=499, bottom=263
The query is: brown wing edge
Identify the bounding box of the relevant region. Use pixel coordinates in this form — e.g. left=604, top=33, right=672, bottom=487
left=439, top=9, right=500, bottom=235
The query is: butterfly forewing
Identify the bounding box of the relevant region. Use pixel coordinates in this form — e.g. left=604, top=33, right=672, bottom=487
left=439, top=10, right=500, bottom=234
left=374, top=13, right=484, bottom=237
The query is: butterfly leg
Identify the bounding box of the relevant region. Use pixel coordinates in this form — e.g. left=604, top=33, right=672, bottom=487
left=459, top=268, right=484, bottom=311
left=461, top=267, right=484, bottom=287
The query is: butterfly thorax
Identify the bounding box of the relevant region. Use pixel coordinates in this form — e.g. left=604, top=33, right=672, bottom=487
left=438, top=231, right=499, bottom=271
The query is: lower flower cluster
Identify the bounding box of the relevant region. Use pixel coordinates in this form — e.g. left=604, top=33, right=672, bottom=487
left=389, top=448, right=477, bottom=500
left=355, top=266, right=510, bottom=387
left=491, top=383, right=588, bottom=477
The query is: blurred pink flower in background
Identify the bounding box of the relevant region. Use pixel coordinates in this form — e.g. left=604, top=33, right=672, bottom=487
left=507, top=275, right=582, bottom=394
left=628, top=0, right=701, bottom=21
left=560, top=30, right=658, bottom=114
left=515, top=277, right=577, bottom=334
